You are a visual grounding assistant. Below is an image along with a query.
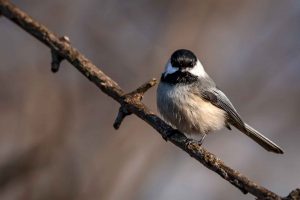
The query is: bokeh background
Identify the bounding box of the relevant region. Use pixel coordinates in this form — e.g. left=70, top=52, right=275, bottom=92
left=1, top=0, right=300, bottom=199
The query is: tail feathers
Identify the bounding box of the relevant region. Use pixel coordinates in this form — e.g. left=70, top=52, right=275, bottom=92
left=243, top=124, right=284, bottom=154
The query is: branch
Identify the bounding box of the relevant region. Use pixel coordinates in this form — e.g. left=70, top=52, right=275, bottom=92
left=0, top=1, right=298, bottom=199
left=113, top=78, right=157, bottom=129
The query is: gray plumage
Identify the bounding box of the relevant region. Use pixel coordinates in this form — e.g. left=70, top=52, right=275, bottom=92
left=157, top=49, right=283, bottom=154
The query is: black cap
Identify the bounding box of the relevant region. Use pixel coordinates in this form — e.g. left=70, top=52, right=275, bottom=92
left=170, top=49, right=197, bottom=69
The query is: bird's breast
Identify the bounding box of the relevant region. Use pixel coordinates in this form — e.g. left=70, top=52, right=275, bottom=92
left=157, top=83, right=226, bottom=136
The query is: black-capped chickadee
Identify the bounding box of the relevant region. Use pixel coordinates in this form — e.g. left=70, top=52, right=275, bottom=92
left=157, top=49, right=283, bottom=154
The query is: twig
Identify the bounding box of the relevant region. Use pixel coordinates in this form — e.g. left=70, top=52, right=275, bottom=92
left=0, top=1, right=298, bottom=199
left=126, top=78, right=157, bottom=100
left=113, top=78, right=157, bottom=129
left=113, top=106, right=131, bottom=129
left=50, top=36, right=70, bottom=73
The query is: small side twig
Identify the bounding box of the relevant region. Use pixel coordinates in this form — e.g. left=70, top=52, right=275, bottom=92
left=113, top=106, right=131, bottom=129
left=113, top=78, right=157, bottom=129
left=50, top=36, right=70, bottom=73
left=126, top=78, right=157, bottom=101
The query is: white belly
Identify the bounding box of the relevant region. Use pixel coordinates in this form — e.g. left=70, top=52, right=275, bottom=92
left=157, top=83, right=226, bottom=139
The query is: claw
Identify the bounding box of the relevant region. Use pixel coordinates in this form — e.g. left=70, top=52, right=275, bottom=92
left=198, top=134, right=206, bottom=145
left=185, top=134, right=206, bottom=149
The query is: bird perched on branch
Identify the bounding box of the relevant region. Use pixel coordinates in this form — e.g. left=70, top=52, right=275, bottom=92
left=157, top=49, right=283, bottom=154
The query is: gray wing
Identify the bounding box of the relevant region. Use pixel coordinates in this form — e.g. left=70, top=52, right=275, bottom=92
left=201, top=89, right=245, bottom=130
left=197, top=87, right=283, bottom=154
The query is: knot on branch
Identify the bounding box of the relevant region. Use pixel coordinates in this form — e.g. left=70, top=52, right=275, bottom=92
left=113, top=78, right=157, bottom=129
left=50, top=36, right=70, bottom=73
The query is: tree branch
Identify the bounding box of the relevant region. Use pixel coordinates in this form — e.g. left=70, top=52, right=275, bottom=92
left=113, top=78, right=157, bottom=129
left=0, top=0, right=298, bottom=199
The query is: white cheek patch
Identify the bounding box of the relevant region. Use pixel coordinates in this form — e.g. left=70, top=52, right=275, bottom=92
left=164, top=62, right=178, bottom=77
left=164, top=60, right=207, bottom=78
left=184, top=60, right=207, bottom=78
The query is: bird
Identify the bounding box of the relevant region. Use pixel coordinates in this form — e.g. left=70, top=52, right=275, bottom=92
left=156, top=49, right=283, bottom=154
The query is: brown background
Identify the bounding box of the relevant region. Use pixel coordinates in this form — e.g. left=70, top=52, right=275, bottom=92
left=0, top=0, right=300, bottom=199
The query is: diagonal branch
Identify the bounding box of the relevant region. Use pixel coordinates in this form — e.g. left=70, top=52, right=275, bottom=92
left=0, top=1, right=298, bottom=199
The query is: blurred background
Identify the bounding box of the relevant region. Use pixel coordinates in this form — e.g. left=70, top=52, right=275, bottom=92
left=1, top=0, right=300, bottom=199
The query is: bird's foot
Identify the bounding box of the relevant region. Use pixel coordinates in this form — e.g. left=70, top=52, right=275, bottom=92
left=198, top=134, right=206, bottom=145
left=185, top=135, right=206, bottom=149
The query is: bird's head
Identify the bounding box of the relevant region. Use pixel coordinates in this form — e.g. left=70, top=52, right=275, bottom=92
left=163, top=49, right=207, bottom=78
